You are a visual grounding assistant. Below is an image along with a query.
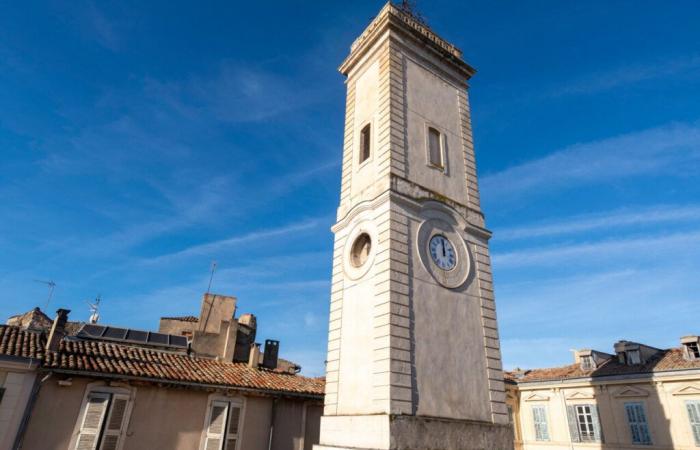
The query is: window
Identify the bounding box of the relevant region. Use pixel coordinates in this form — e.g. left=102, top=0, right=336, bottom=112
left=359, top=124, right=371, bottom=164
left=428, top=126, right=443, bottom=168
left=204, top=400, right=243, bottom=450
left=628, top=350, right=641, bottom=365
left=687, top=400, right=700, bottom=446
left=74, top=391, right=131, bottom=450
left=625, top=402, right=652, bottom=445
left=531, top=405, right=550, bottom=441
left=567, top=404, right=603, bottom=443
left=581, top=356, right=595, bottom=370
left=686, top=342, right=700, bottom=360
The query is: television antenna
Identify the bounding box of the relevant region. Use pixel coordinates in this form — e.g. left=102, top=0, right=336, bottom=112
left=87, top=295, right=101, bottom=324
left=399, top=0, right=425, bottom=23
left=33, top=279, right=56, bottom=310
left=206, top=260, right=217, bottom=294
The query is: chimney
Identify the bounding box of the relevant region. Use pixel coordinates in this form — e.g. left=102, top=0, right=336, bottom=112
left=262, top=339, right=280, bottom=370
left=248, top=343, right=261, bottom=369
left=46, top=309, right=70, bottom=352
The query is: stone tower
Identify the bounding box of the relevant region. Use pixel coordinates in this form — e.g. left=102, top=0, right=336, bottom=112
left=315, top=3, right=513, bottom=449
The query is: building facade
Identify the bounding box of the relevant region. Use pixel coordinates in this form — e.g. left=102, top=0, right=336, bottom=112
left=506, top=337, right=700, bottom=450
left=7, top=293, right=324, bottom=450
left=316, top=3, right=511, bottom=449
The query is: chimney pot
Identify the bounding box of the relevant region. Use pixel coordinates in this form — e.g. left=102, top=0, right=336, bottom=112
left=248, top=343, right=261, bottom=369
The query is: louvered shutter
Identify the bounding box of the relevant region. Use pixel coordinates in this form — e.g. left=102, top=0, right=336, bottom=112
left=99, top=394, right=130, bottom=450
left=625, top=402, right=651, bottom=445
left=75, top=393, right=110, bottom=450
left=590, top=405, right=604, bottom=443
left=224, top=404, right=242, bottom=450
left=531, top=405, right=549, bottom=441
left=205, top=401, right=229, bottom=450
left=566, top=405, right=581, bottom=443
left=686, top=401, right=700, bottom=445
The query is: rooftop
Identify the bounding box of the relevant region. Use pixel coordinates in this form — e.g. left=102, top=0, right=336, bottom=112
left=0, top=325, right=44, bottom=360
left=506, top=347, right=700, bottom=384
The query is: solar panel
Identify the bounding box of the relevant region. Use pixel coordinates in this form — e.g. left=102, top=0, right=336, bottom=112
left=76, top=324, right=188, bottom=350
left=148, top=333, right=169, bottom=345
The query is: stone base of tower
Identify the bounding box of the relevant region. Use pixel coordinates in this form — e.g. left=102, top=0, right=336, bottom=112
left=314, top=414, right=513, bottom=450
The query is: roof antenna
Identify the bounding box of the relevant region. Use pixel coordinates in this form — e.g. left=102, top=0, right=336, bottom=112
left=33, top=279, right=56, bottom=310
left=399, top=0, right=426, bottom=24
left=206, top=260, right=217, bottom=294
left=87, top=295, right=101, bottom=324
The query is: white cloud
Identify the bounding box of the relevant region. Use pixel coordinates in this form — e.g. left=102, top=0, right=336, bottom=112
left=496, top=204, right=700, bottom=241
left=481, top=122, right=700, bottom=201
left=492, top=229, right=700, bottom=269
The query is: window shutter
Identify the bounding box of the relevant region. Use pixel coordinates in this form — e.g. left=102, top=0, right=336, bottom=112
left=224, top=404, right=241, bottom=450
left=99, top=394, right=130, bottom=450
left=687, top=401, right=700, bottom=445
left=590, top=405, right=604, bottom=443
left=625, top=402, right=651, bottom=445
left=76, top=393, right=110, bottom=450
left=566, top=405, right=581, bottom=443
left=205, top=401, right=229, bottom=450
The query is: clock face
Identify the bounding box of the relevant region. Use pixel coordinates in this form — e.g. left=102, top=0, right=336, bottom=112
left=429, top=234, right=456, bottom=271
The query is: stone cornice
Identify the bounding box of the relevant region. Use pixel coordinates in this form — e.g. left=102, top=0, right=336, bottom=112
left=339, top=2, right=475, bottom=80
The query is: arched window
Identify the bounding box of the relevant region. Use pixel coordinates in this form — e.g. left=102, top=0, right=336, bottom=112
left=359, top=123, right=371, bottom=164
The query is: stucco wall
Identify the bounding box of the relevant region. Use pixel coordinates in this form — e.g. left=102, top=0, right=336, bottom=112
left=21, top=376, right=322, bottom=450
left=0, top=364, right=37, bottom=450
left=508, top=373, right=700, bottom=450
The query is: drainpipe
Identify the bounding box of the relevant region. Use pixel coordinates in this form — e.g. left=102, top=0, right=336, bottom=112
left=12, top=371, right=52, bottom=450
left=268, top=397, right=278, bottom=450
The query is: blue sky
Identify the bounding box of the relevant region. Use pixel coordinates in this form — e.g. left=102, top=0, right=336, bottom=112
left=1, top=1, right=699, bottom=376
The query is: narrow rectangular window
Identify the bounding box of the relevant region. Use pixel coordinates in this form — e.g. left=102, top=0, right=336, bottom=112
left=581, top=356, right=594, bottom=370
left=625, top=402, right=652, bottom=445
left=428, top=126, right=443, bottom=168
left=205, top=400, right=243, bottom=450
left=359, top=124, right=371, bottom=164
left=687, top=400, right=700, bottom=446
left=628, top=350, right=641, bottom=365
left=0, top=387, right=5, bottom=405
left=74, top=392, right=131, bottom=450
left=531, top=405, right=550, bottom=441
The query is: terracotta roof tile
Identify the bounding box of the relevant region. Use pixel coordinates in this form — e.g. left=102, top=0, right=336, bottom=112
left=43, top=338, right=323, bottom=397
left=0, top=325, right=44, bottom=359
left=507, top=348, right=700, bottom=383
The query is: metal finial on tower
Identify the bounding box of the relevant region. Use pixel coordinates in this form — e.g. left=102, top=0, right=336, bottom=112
left=398, top=0, right=426, bottom=24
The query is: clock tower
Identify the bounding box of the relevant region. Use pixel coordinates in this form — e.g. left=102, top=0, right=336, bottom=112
left=316, top=3, right=513, bottom=449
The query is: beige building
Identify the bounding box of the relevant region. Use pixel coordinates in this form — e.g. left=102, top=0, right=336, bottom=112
left=0, top=326, right=42, bottom=450
left=7, top=293, right=324, bottom=450
left=506, top=337, right=700, bottom=450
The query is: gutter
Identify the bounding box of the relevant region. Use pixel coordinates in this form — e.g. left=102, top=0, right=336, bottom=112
left=39, top=368, right=323, bottom=401
left=515, top=366, right=700, bottom=387
left=12, top=372, right=52, bottom=450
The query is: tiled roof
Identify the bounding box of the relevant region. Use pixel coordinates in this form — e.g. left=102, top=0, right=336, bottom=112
left=507, top=348, right=700, bottom=383
left=43, top=338, right=324, bottom=398
left=0, top=325, right=44, bottom=359
left=161, top=315, right=199, bottom=322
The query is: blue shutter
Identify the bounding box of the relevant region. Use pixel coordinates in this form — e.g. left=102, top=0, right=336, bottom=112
left=590, top=405, right=604, bottom=443
left=625, top=402, right=652, bottom=445
left=531, top=405, right=550, bottom=441
left=566, top=405, right=581, bottom=443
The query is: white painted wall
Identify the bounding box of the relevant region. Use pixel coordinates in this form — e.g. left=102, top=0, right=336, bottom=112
left=0, top=364, right=37, bottom=450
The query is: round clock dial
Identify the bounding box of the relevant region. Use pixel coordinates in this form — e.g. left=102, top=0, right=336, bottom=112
left=429, top=234, right=456, bottom=270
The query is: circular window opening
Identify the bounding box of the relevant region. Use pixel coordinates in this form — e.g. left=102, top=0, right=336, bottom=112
left=350, top=233, right=372, bottom=268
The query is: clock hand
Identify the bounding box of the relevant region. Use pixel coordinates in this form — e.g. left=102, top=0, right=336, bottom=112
left=442, top=241, right=446, bottom=257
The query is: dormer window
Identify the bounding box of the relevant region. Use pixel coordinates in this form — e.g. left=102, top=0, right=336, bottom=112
left=682, top=336, right=700, bottom=361
left=359, top=123, right=371, bottom=164
left=427, top=126, right=444, bottom=169
left=627, top=349, right=641, bottom=365
left=580, top=356, right=595, bottom=371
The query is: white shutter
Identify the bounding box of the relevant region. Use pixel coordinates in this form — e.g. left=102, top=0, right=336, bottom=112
left=205, top=401, right=229, bottom=450
left=225, top=404, right=242, bottom=450
left=99, top=394, right=131, bottom=450
left=75, top=393, right=110, bottom=450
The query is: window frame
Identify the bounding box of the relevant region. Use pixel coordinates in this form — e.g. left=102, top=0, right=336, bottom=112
left=531, top=404, right=550, bottom=442
left=425, top=123, right=447, bottom=173
left=625, top=401, right=652, bottom=445
left=70, top=383, right=135, bottom=450
left=567, top=403, right=603, bottom=443
left=358, top=122, right=372, bottom=167
left=685, top=342, right=700, bottom=360
left=200, top=395, right=246, bottom=450
left=580, top=356, right=595, bottom=370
